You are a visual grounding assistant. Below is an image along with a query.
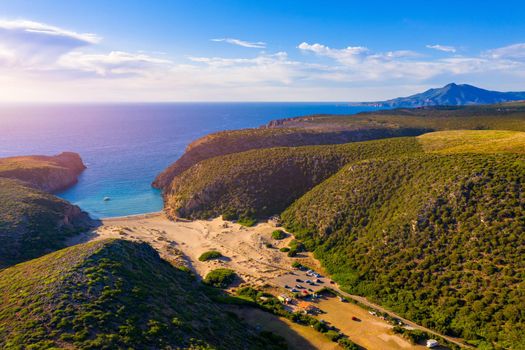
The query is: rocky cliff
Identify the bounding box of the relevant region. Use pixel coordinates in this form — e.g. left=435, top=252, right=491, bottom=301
left=0, top=152, right=86, bottom=193
left=0, top=152, right=90, bottom=267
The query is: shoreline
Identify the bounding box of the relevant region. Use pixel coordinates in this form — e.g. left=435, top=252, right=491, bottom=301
left=100, top=210, right=163, bottom=222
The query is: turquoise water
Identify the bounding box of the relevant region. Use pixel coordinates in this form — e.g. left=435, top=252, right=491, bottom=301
left=0, top=103, right=378, bottom=218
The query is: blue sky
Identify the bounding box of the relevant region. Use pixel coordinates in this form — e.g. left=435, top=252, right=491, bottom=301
left=1, top=0, right=525, bottom=101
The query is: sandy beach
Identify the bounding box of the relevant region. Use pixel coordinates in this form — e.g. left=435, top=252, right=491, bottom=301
left=68, top=212, right=298, bottom=286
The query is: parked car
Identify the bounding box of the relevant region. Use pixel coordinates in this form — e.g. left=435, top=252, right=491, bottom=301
left=295, top=278, right=303, bottom=282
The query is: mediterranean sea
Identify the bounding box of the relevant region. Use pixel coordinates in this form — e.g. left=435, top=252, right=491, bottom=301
left=0, top=103, right=378, bottom=218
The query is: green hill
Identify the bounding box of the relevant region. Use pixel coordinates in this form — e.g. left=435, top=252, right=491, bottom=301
left=0, top=178, right=90, bottom=267
left=280, top=143, right=524, bottom=348
left=0, top=153, right=90, bottom=268
left=155, top=102, right=525, bottom=192
left=163, top=137, right=422, bottom=219
left=160, top=130, right=525, bottom=348
left=0, top=239, right=283, bottom=349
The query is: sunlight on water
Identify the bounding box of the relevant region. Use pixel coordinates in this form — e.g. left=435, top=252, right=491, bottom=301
left=0, top=103, right=378, bottom=218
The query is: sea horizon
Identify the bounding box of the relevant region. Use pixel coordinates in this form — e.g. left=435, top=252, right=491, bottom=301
left=0, top=102, right=380, bottom=218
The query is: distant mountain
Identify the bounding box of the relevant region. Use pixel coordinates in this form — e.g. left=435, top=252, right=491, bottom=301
left=356, top=83, right=525, bottom=107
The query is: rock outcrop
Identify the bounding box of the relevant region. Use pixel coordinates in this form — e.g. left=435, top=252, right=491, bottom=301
left=0, top=152, right=90, bottom=267
left=0, top=152, right=86, bottom=193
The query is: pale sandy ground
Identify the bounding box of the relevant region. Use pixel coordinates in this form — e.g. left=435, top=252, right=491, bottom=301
left=67, top=213, right=431, bottom=350
left=68, top=212, right=294, bottom=286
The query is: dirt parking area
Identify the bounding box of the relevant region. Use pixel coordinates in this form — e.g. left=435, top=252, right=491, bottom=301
left=272, top=269, right=335, bottom=295
left=312, top=296, right=428, bottom=350
left=227, top=305, right=339, bottom=350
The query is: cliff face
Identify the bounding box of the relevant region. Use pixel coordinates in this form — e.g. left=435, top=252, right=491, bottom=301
left=153, top=127, right=428, bottom=189
left=0, top=152, right=90, bottom=267
left=0, top=152, right=86, bottom=193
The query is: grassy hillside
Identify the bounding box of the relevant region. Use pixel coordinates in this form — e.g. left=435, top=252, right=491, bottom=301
left=156, top=102, right=525, bottom=192
left=153, top=126, right=427, bottom=189
left=0, top=152, right=89, bottom=268
left=418, top=130, right=525, bottom=154
left=0, top=178, right=90, bottom=267
left=281, top=148, right=525, bottom=348
left=0, top=239, right=283, bottom=349
left=163, top=130, right=525, bottom=348
left=276, top=102, right=525, bottom=131
left=164, top=137, right=422, bottom=219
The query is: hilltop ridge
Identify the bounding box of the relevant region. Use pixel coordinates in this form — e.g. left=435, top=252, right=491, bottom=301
left=354, top=83, right=525, bottom=108
left=0, top=239, right=282, bottom=349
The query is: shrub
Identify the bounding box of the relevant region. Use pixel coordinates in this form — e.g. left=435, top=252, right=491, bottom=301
left=279, top=247, right=290, bottom=252
left=198, top=250, right=222, bottom=262
left=311, top=320, right=329, bottom=333
left=271, top=230, right=286, bottom=240
left=338, top=337, right=359, bottom=350
left=222, top=211, right=238, bottom=221
left=292, top=261, right=303, bottom=269
left=324, top=330, right=341, bottom=342
left=238, top=215, right=257, bottom=227
left=203, top=268, right=236, bottom=288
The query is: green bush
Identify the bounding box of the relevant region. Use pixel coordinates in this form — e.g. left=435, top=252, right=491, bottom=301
left=311, top=320, right=329, bottom=333
left=271, top=230, right=286, bottom=240
left=291, top=261, right=303, bottom=268
left=238, top=215, right=257, bottom=227
left=279, top=247, right=290, bottom=252
left=198, top=250, right=222, bottom=262
left=222, top=211, right=238, bottom=221
left=324, top=330, right=341, bottom=342
left=338, top=337, right=359, bottom=350
left=203, top=268, right=237, bottom=288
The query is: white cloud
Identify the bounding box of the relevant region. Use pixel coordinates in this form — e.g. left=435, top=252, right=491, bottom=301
left=1, top=18, right=525, bottom=102
left=0, top=19, right=100, bottom=68
left=58, top=51, right=172, bottom=76
left=485, top=43, right=525, bottom=61
left=211, top=38, right=266, bottom=48
left=426, top=44, right=457, bottom=53
left=298, top=42, right=369, bottom=64
left=0, top=19, right=100, bottom=44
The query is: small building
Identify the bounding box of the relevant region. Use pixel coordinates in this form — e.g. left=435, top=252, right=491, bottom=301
left=426, top=339, right=439, bottom=348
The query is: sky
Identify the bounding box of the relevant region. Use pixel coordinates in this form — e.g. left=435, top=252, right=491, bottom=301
left=1, top=0, right=525, bottom=102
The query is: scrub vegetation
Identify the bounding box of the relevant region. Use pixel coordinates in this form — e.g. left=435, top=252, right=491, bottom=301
left=160, top=121, right=525, bottom=349
left=0, top=239, right=283, bottom=349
